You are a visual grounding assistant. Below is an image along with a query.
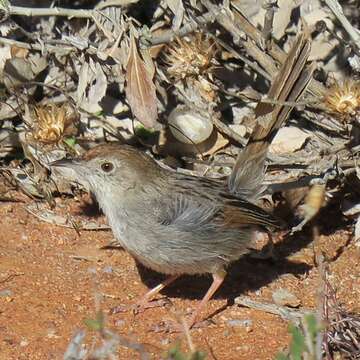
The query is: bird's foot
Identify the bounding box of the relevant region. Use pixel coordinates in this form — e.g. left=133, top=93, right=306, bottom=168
left=150, top=318, right=213, bottom=333
left=134, top=297, right=172, bottom=314
left=110, top=297, right=171, bottom=315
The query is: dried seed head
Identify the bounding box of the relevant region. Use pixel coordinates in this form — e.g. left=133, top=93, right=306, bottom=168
left=165, top=33, right=217, bottom=81
left=29, top=103, right=79, bottom=144
left=301, top=183, right=326, bottom=220
left=324, top=80, right=360, bottom=120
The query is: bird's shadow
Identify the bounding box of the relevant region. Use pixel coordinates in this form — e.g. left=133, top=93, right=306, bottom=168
left=134, top=229, right=313, bottom=305
left=133, top=204, right=347, bottom=305
left=80, top=195, right=346, bottom=306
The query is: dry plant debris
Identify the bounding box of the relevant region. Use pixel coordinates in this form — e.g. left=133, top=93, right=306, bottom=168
left=165, top=32, right=219, bottom=103
left=28, top=103, right=79, bottom=145
left=323, top=80, right=360, bottom=121
left=0, top=0, right=359, bottom=359
left=165, top=33, right=217, bottom=81
left=125, top=27, right=158, bottom=128
left=321, top=263, right=360, bottom=359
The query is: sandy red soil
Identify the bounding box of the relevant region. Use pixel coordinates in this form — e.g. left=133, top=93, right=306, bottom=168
left=0, top=192, right=359, bottom=359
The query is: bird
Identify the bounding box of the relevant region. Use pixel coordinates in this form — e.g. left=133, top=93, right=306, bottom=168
left=52, top=143, right=283, bottom=330
left=52, top=32, right=314, bottom=331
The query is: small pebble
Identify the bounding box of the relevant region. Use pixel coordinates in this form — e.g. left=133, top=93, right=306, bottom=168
left=185, top=307, right=193, bottom=315
left=229, top=124, right=247, bottom=137
left=223, top=329, right=230, bottom=336
left=47, top=328, right=59, bottom=339
left=272, top=288, right=301, bottom=308
left=20, top=340, right=29, bottom=347
left=236, top=345, right=250, bottom=352
left=227, top=319, right=253, bottom=328
left=0, top=289, right=12, bottom=297
left=103, top=266, right=113, bottom=274
left=114, top=319, right=125, bottom=327
left=87, top=267, right=97, bottom=274
left=6, top=205, right=14, bottom=213
left=160, top=338, right=170, bottom=345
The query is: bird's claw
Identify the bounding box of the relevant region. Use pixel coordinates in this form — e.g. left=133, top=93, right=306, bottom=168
left=133, top=297, right=172, bottom=314
left=109, top=297, right=171, bottom=315
left=150, top=318, right=213, bottom=333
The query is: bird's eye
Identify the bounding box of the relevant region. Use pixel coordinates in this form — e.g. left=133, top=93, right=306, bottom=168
left=101, top=162, right=114, bottom=173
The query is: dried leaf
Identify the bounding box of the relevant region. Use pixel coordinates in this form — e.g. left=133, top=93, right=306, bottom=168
left=3, top=57, right=34, bottom=91
left=269, top=127, right=310, bottom=154
left=10, top=46, right=29, bottom=59
left=125, top=29, right=157, bottom=128
left=202, top=131, right=228, bottom=156
left=166, top=0, right=185, bottom=31
left=0, top=45, right=12, bottom=73
left=355, top=215, right=360, bottom=246
left=77, top=58, right=107, bottom=113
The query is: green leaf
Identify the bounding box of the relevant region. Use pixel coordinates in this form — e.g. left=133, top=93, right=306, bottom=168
left=63, top=136, right=76, bottom=148
left=94, top=110, right=104, bottom=117
left=84, top=311, right=105, bottom=332
left=166, top=346, right=187, bottom=360
left=304, top=314, right=318, bottom=338
left=189, top=351, right=206, bottom=360
left=134, top=124, right=155, bottom=141
left=289, top=324, right=306, bottom=360
left=165, top=343, right=206, bottom=360
left=275, top=353, right=289, bottom=360
left=275, top=316, right=323, bottom=360
left=0, top=0, right=10, bottom=11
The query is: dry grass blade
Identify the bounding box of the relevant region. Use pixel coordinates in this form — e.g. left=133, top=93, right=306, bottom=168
left=125, top=29, right=158, bottom=128
left=323, top=273, right=360, bottom=359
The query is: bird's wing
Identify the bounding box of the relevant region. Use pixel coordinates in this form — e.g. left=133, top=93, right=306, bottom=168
left=156, top=192, right=220, bottom=232
left=155, top=174, right=282, bottom=232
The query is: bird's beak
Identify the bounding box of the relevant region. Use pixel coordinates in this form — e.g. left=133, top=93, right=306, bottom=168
left=50, top=158, right=89, bottom=188
left=49, top=159, right=83, bottom=173
left=50, top=158, right=82, bottom=169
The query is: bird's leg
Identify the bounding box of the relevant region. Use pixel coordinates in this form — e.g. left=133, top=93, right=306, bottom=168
left=134, top=274, right=179, bottom=312
left=186, top=269, right=226, bottom=329
left=110, top=275, right=179, bottom=314
left=111, top=275, right=179, bottom=314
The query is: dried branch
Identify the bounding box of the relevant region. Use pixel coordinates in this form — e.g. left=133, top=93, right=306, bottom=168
left=0, top=36, right=74, bottom=54
left=95, top=0, right=139, bottom=10
left=141, top=10, right=218, bottom=47
left=324, top=0, right=360, bottom=53
left=235, top=295, right=313, bottom=324
left=9, top=5, right=98, bottom=18
left=321, top=265, right=360, bottom=358
left=229, top=0, right=325, bottom=102
left=261, top=0, right=277, bottom=50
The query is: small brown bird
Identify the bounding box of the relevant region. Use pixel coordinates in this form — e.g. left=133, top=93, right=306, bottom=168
left=52, top=33, right=314, bottom=330
left=53, top=143, right=282, bottom=329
